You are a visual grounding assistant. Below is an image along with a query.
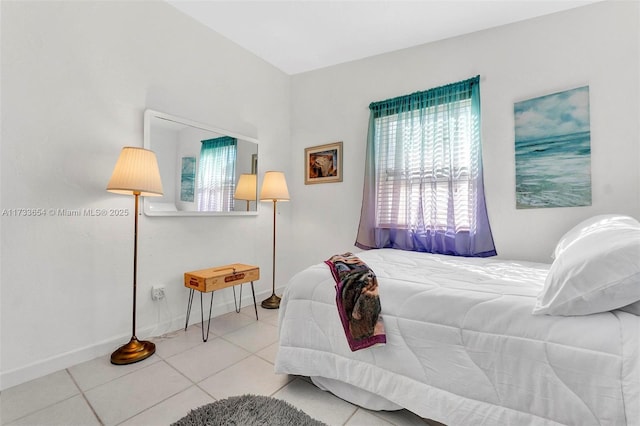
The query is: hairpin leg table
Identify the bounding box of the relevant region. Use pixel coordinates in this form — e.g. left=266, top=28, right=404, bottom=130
left=184, top=263, right=260, bottom=342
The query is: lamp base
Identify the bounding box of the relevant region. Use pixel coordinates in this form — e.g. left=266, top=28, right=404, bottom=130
left=261, top=293, right=281, bottom=309
left=110, top=337, right=156, bottom=365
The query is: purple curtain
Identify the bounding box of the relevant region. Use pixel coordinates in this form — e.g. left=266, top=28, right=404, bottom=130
left=355, top=76, right=496, bottom=257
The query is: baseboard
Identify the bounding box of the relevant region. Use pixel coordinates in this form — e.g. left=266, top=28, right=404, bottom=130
left=0, top=287, right=280, bottom=391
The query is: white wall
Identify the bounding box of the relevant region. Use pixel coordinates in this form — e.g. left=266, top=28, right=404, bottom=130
left=289, top=1, right=640, bottom=270
left=153, top=126, right=179, bottom=207
left=1, top=0, right=291, bottom=389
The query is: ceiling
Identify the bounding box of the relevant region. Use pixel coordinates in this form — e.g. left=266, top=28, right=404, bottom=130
left=167, top=0, right=598, bottom=75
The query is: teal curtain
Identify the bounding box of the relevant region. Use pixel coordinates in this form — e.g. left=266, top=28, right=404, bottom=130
left=355, top=76, right=496, bottom=257
left=197, top=136, right=237, bottom=211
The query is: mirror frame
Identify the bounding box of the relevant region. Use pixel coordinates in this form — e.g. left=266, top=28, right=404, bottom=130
left=143, top=109, right=259, bottom=217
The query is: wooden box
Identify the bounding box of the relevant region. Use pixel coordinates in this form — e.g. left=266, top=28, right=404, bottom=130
left=184, top=263, right=260, bottom=293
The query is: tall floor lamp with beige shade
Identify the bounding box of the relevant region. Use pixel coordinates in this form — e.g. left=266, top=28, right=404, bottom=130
left=260, top=171, right=289, bottom=309
left=107, top=147, right=163, bottom=365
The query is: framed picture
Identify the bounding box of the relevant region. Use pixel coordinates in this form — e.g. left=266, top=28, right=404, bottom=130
left=305, top=142, right=343, bottom=185
left=251, top=153, right=258, bottom=174
left=180, top=156, right=196, bottom=202
left=514, top=86, right=591, bottom=209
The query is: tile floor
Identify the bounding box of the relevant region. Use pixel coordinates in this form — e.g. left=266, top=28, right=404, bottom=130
left=1, top=306, right=431, bottom=426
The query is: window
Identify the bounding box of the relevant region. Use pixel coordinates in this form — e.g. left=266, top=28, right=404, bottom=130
left=356, top=76, right=496, bottom=257
left=374, top=98, right=472, bottom=232
left=197, top=136, right=237, bottom=212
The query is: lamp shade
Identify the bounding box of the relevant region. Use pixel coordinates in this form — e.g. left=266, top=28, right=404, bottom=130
left=260, top=171, right=289, bottom=201
left=234, top=174, right=257, bottom=201
left=107, top=147, right=164, bottom=196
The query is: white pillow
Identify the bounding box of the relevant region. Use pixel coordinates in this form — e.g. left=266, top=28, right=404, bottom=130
left=534, top=215, right=640, bottom=316
left=552, top=214, right=640, bottom=259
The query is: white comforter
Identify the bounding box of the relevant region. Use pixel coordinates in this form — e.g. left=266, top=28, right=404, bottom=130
left=275, top=249, right=640, bottom=426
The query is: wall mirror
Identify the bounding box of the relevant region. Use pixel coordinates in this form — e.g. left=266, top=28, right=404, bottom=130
left=143, top=109, right=259, bottom=216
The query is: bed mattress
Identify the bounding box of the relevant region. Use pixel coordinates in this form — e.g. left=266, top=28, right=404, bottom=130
left=275, top=249, right=640, bottom=425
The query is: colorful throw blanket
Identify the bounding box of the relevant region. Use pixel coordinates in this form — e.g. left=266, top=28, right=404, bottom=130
left=325, top=253, right=386, bottom=351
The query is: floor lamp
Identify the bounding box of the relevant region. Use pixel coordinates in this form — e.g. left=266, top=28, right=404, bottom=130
left=260, top=171, right=289, bottom=309
left=234, top=173, right=257, bottom=211
left=107, top=147, right=164, bottom=365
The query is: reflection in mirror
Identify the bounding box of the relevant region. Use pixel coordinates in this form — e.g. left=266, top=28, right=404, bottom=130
left=143, top=110, right=259, bottom=216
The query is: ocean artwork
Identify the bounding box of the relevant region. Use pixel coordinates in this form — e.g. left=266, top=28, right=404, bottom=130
left=514, top=86, right=591, bottom=209
left=180, top=156, right=196, bottom=202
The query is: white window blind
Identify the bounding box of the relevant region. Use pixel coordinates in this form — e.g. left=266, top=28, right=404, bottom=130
left=373, top=98, right=472, bottom=232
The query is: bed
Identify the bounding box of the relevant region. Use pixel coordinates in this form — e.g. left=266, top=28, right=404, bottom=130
left=275, top=215, right=640, bottom=425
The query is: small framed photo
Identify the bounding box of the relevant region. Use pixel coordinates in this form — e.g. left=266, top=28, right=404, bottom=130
left=305, top=142, right=343, bottom=185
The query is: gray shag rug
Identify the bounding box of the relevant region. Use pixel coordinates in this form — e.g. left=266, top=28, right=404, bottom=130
left=172, top=394, right=327, bottom=426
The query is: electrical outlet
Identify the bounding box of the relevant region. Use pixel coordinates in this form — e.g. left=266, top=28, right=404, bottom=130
left=151, top=285, right=165, bottom=301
